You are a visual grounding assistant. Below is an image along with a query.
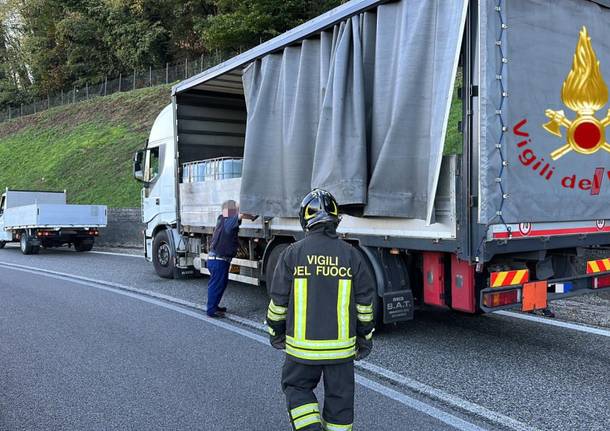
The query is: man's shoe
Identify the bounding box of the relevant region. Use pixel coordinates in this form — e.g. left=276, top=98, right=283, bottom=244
left=217, top=306, right=227, bottom=313
left=207, top=311, right=226, bottom=318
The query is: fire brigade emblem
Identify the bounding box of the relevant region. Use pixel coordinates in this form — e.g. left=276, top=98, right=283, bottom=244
left=543, top=27, right=610, bottom=160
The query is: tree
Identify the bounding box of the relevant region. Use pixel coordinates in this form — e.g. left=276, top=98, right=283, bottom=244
left=199, top=0, right=342, bottom=52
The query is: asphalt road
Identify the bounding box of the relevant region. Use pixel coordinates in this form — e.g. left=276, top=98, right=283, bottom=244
left=0, top=251, right=488, bottom=431
left=1, top=245, right=609, bottom=431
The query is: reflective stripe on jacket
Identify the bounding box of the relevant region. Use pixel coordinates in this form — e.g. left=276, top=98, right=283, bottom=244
left=267, top=227, right=375, bottom=364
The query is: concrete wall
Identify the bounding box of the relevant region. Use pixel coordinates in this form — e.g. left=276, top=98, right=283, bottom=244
left=97, top=208, right=143, bottom=249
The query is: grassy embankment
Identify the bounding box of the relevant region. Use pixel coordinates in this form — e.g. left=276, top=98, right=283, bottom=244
left=0, top=85, right=172, bottom=208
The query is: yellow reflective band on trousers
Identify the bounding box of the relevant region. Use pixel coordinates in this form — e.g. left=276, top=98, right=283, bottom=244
left=290, top=403, right=319, bottom=419
left=337, top=279, right=351, bottom=341
left=294, top=413, right=321, bottom=430
left=323, top=419, right=353, bottom=431
left=294, top=278, right=308, bottom=341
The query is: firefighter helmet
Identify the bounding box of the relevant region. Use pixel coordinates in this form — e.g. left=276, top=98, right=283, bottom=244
left=299, top=189, right=340, bottom=231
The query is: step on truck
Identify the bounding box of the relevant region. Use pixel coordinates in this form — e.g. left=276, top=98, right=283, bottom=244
left=134, top=0, right=610, bottom=324
left=0, top=189, right=107, bottom=255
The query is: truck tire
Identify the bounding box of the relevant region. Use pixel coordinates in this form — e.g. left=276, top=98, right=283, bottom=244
left=74, top=239, right=94, bottom=252
left=20, top=234, right=38, bottom=255
left=264, top=242, right=290, bottom=294
left=153, top=230, right=175, bottom=279
left=0, top=241, right=5, bottom=249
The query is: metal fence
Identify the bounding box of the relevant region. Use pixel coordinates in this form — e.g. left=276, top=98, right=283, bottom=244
left=0, top=52, right=228, bottom=124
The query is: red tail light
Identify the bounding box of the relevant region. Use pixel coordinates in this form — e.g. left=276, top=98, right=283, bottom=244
left=482, top=289, right=521, bottom=308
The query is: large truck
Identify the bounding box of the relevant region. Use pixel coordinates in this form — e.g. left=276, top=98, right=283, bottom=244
left=134, top=0, right=610, bottom=324
left=0, top=189, right=107, bottom=255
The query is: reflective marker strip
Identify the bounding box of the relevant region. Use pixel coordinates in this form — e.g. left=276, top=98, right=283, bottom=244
left=286, top=336, right=355, bottom=349
left=266, top=309, right=286, bottom=321
left=356, top=304, right=373, bottom=313
left=290, top=403, right=319, bottom=419
left=268, top=300, right=287, bottom=315
left=294, top=413, right=321, bottom=430
left=337, top=279, right=351, bottom=340
left=357, top=313, right=373, bottom=323
left=285, top=345, right=356, bottom=361
left=490, top=270, right=529, bottom=287
left=322, top=420, right=353, bottom=431
left=294, top=278, right=307, bottom=341
left=586, top=258, right=610, bottom=274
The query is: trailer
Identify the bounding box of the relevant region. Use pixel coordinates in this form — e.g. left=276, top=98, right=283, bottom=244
left=0, top=189, right=107, bottom=255
left=134, top=0, right=610, bottom=324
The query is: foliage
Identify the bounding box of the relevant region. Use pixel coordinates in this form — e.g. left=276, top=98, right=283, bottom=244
left=0, top=0, right=342, bottom=109
left=199, top=0, right=342, bottom=51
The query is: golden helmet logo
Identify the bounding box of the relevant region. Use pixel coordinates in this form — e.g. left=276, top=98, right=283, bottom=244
left=543, top=27, right=610, bottom=160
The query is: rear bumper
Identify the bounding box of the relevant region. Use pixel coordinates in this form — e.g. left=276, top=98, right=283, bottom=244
left=480, top=272, right=610, bottom=313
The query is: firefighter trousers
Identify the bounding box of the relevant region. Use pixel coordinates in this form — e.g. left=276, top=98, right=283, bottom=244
left=281, top=357, right=354, bottom=431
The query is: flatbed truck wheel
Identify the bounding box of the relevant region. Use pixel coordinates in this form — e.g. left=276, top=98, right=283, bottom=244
left=153, top=230, right=175, bottom=279
left=74, top=239, right=94, bottom=252
left=0, top=241, right=5, bottom=249
left=20, top=234, right=39, bottom=255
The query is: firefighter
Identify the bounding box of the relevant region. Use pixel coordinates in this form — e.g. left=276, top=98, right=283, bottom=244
left=266, top=189, right=376, bottom=431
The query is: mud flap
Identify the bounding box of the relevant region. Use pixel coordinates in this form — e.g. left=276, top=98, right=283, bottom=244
left=383, top=290, right=414, bottom=323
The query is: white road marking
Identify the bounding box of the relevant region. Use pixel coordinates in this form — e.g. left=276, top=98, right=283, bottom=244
left=495, top=310, right=610, bottom=338
left=90, top=251, right=144, bottom=258
left=0, top=261, right=488, bottom=431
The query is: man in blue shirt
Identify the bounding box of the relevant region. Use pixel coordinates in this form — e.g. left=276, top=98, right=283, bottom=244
left=207, top=200, right=257, bottom=318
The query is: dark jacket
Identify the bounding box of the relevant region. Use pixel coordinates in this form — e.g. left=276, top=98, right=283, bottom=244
left=267, top=225, right=376, bottom=364
left=210, top=214, right=240, bottom=259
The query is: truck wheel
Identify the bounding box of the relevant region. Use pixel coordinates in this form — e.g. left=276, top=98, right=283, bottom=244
left=153, top=230, right=175, bottom=279
left=74, top=240, right=94, bottom=252
left=264, top=242, right=290, bottom=294
left=0, top=241, right=5, bottom=249
left=20, top=234, right=34, bottom=255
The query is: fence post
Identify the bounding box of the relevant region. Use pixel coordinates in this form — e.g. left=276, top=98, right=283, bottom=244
left=149, top=66, right=152, bottom=87
left=119, top=73, right=122, bottom=92
left=20, top=103, right=23, bottom=116
left=34, top=102, right=36, bottom=114
left=47, top=94, right=50, bottom=109
left=7, top=107, right=10, bottom=120
left=165, top=63, right=169, bottom=84
left=133, top=69, right=136, bottom=90
left=61, top=90, right=64, bottom=105
left=201, top=54, right=204, bottom=72
left=104, top=76, right=108, bottom=96
left=73, top=86, right=76, bottom=103
left=86, top=83, right=89, bottom=100
left=185, top=58, right=188, bottom=79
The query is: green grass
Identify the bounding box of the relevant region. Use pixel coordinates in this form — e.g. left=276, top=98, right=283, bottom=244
left=444, top=71, right=464, bottom=155
left=0, top=85, right=172, bottom=207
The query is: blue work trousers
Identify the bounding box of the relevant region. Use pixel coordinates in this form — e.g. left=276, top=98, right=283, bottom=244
left=207, top=259, right=230, bottom=316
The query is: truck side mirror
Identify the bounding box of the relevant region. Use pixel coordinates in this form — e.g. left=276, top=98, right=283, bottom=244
left=133, top=150, right=146, bottom=183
